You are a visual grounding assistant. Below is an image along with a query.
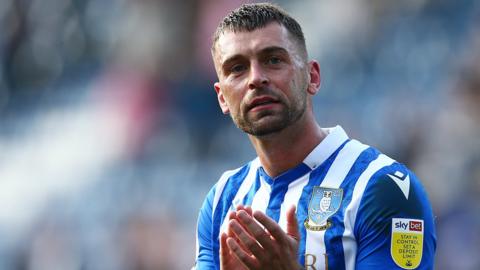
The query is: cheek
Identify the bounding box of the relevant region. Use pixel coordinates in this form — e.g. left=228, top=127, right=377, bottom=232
left=279, top=69, right=300, bottom=89
left=222, top=86, right=244, bottom=112
left=285, top=76, right=307, bottom=105
left=291, top=71, right=308, bottom=93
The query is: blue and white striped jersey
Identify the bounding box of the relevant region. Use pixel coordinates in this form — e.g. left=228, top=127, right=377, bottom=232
left=194, top=126, right=436, bottom=270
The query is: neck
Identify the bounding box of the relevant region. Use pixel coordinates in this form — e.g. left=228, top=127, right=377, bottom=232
left=248, top=113, right=327, bottom=178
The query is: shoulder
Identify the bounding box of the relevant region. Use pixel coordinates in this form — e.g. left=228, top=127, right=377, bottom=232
left=354, top=158, right=435, bottom=238
left=206, top=158, right=260, bottom=207
left=352, top=157, right=437, bottom=268
left=215, top=158, right=258, bottom=191
left=345, top=143, right=429, bottom=215
left=197, top=159, right=256, bottom=226
left=362, top=162, right=431, bottom=215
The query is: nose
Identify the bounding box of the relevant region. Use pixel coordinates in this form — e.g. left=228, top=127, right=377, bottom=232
left=248, top=61, right=269, bottom=90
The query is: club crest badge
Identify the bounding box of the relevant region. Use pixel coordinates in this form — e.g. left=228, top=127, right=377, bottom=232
left=304, top=187, right=343, bottom=231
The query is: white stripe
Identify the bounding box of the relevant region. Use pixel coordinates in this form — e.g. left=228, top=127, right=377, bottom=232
left=304, top=126, right=349, bottom=169
left=219, top=159, right=260, bottom=234
left=194, top=162, right=247, bottom=266
left=231, top=159, right=261, bottom=209
left=212, top=168, right=241, bottom=218
left=305, top=140, right=367, bottom=269
left=342, top=154, right=394, bottom=270
left=322, top=140, right=368, bottom=187
left=278, top=173, right=311, bottom=231
left=195, top=167, right=239, bottom=263
left=250, top=176, right=272, bottom=214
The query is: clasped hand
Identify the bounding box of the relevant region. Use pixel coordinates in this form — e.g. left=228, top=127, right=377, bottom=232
left=220, top=205, right=301, bottom=270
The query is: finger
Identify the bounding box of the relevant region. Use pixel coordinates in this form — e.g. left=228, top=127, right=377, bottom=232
left=236, top=210, right=275, bottom=251
left=220, top=233, right=230, bottom=261
left=226, top=236, right=259, bottom=269
left=227, top=220, right=254, bottom=257
left=228, top=210, right=237, bottom=220
left=236, top=205, right=254, bottom=217
left=226, top=210, right=239, bottom=235
left=235, top=205, right=253, bottom=216
left=229, top=219, right=266, bottom=261
left=244, top=205, right=253, bottom=216
left=226, top=211, right=237, bottom=234
left=286, top=205, right=300, bottom=241
left=253, top=210, right=290, bottom=246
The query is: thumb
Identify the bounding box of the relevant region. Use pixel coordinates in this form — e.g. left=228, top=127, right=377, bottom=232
left=286, top=205, right=299, bottom=241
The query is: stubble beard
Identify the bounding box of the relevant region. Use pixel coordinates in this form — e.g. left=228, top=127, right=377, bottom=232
left=232, top=91, right=307, bottom=137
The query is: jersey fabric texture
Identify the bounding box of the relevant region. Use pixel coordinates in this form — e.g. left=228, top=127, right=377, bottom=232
left=194, top=126, right=436, bottom=270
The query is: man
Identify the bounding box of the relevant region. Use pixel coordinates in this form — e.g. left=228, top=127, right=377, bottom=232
left=194, top=3, right=436, bottom=270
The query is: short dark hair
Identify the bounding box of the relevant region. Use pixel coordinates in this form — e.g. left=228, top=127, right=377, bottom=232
left=212, top=3, right=307, bottom=58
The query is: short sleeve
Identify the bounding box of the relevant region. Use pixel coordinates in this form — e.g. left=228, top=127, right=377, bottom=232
left=354, top=164, right=436, bottom=269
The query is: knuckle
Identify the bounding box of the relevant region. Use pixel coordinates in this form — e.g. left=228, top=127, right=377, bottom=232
left=245, top=238, right=257, bottom=249
left=269, top=226, right=282, bottom=236
left=237, top=252, right=249, bottom=262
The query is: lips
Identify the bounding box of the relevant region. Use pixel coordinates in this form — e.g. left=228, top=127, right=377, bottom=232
left=247, top=96, right=279, bottom=112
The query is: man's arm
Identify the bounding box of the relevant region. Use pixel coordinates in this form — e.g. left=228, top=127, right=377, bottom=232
left=354, top=165, right=436, bottom=269
left=194, top=187, right=217, bottom=270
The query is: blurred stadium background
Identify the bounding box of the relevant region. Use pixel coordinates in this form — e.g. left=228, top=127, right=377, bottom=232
left=0, top=0, right=478, bottom=269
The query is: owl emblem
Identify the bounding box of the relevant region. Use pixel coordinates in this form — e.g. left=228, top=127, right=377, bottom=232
left=320, top=191, right=332, bottom=212
left=305, top=187, right=343, bottom=231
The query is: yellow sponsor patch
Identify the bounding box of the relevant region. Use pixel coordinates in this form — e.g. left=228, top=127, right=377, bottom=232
left=391, top=218, right=424, bottom=269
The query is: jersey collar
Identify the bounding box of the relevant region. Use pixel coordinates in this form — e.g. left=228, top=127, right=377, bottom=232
left=303, top=125, right=349, bottom=170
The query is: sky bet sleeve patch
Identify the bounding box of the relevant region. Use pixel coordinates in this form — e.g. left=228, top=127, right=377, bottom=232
left=391, top=218, right=424, bottom=269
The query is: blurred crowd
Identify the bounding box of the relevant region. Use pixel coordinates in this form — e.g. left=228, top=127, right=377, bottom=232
left=0, top=0, right=478, bottom=269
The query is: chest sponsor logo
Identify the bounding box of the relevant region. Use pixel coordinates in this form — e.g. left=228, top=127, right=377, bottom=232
left=304, top=187, right=343, bottom=231
left=391, top=218, right=424, bottom=269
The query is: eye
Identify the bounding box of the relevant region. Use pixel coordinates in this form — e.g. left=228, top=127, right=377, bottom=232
left=230, top=64, right=247, bottom=74
left=266, top=56, right=282, bottom=65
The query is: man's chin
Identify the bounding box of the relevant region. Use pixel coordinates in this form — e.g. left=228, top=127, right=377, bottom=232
left=233, top=111, right=294, bottom=137
left=242, top=121, right=288, bottom=137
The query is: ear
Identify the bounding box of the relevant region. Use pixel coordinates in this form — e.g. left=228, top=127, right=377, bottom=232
left=214, top=82, right=230, bottom=114
left=306, top=60, right=321, bottom=95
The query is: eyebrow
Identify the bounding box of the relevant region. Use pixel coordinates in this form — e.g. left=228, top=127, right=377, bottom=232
left=259, top=46, right=289, bottom=56
left=221, top=55, right=244, bottom=70
left=221, top=46, right=289, bottom=70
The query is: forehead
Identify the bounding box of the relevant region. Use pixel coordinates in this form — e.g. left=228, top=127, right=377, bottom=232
left=214, top=22, right=295, bottom=63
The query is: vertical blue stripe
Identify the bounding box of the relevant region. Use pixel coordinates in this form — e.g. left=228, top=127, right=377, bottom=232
left=211, top=163, right=252, bottom=269
left=323, top=147, right=380, bottom=269
left=266, top=163, right=311, bottom=222
left=196, top=185, right=216, bottom=268
left=297, top=139, right=349, bottom=266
